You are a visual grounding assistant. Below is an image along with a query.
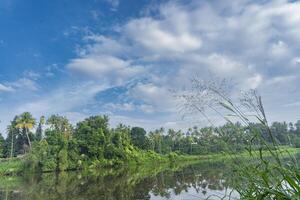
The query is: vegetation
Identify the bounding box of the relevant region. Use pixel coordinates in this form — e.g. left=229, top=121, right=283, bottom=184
left=0, top=107, right=299, bottom=177
left=178, top=78, right=300, bottom=199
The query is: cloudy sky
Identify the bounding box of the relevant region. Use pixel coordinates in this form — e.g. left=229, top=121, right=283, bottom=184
left=0, top=0, right=299, bottom=133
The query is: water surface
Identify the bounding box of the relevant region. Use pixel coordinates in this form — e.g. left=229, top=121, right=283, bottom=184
left=0, top=161, right=240, bottom=200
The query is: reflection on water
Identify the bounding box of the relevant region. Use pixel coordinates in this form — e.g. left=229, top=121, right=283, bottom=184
left=0, top=161, right=239, bottom=200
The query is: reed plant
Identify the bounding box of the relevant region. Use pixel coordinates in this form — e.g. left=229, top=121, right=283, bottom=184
left=178, top=78, right=300, bottom=199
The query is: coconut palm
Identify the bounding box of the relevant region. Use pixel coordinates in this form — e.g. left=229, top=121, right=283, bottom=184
left=16, top=112, right=35, bottom=150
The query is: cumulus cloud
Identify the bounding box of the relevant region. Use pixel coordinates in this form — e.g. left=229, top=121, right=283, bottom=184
left=60, top=0, right=300, bottom=129
left=129, top=83, right=177, bottom=112
left=16, top=82, right=105, bottom=116
left=244, top=74, right=263, bottom=89
left=125, top=17, right=202, bottom=53
left=67, top=55, right=145, bottom=85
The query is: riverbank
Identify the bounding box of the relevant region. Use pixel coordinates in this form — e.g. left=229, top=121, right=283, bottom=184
left=0, top=146, right=298, bottom=176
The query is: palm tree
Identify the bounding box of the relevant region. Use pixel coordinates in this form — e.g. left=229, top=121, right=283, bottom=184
left=16, top=112, right=35, bottom=150
left=149, top=128, right=164, bottom=153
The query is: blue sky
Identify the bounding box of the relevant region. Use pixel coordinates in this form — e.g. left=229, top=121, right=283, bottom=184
left=0, top=0, right=300, bottom=133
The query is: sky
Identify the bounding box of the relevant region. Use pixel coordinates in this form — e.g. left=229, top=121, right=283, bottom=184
left=0, top=0, right=300, bottom=133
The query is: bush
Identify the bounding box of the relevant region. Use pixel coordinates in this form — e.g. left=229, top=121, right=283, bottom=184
left=168, top=152, right=178, bottom=162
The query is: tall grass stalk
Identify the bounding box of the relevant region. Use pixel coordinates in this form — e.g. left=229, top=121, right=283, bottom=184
left=178, top=78, right=300, bottom=199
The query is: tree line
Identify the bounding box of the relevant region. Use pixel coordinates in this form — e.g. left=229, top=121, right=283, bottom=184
left=0, top=112, right=299, bottom=171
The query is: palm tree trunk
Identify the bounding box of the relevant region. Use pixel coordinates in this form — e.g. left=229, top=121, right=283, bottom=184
left=25, top=129, right=31, bottom=149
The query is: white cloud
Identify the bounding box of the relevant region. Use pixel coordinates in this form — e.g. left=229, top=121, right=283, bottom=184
left=67, top=55, right=145, bottom=85
left=11, top=78, right=39, bottom=91
left=68, top=55, right=126, bottom=75
left=270, top=41, right=289, bottom=58
left=104, top=102, right=136, bottom=112
left=104, top=102, right=155, bottom=114
left=126, top=20, right=201, bottom=53
left=0, top=83, right=14, bottom=92
left=196, top=53, right=244, bottom=76
left=82, top=35, right=124, bottom=56
left=139, top=104, right=155, bottom=114
left=15, top=82, right=105, bottom=116
left=244, top=74, right=263, bottom=89
left=129, top=83, right=177, bottom=112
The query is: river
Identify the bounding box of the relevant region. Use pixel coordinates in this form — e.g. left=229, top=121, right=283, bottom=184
left=0, top=160, right=242, bottom=200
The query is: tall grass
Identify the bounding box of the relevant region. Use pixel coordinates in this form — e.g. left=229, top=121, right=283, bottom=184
left=178, top=78, right=300, bottom=199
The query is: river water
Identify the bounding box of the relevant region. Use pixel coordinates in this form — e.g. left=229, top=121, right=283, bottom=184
left=0, top=161, right=240, bottom=200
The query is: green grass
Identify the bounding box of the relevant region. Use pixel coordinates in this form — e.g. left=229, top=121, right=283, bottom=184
left=175, top=146, right=300, bottom=163
left=0, top=158, right=23, bottom=176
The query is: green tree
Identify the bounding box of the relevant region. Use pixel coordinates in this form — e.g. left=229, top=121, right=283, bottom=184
left=47, top=115, right=72, bottom=138
left=149, top=128, right=164, bottom=153
left=5, top=117, right=20, bottom=158
left=74, top=116, right=109, bottom=159
left=42, top=115, right=74, bottom=171
left=0, top=134, right=5, bottom=158
left=130, top=127, right=148, bottom=149
left=270, top=121, right=288, bottom=144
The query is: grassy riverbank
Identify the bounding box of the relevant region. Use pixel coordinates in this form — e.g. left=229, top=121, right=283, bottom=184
left=0, top=146, right=298, bottom=176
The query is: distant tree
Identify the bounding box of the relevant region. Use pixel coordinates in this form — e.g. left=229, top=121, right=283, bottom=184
left=47, top=115, right=72, bottom=138
left=112, top=124, right=131, bottom=148
left=0, top=134, right=5, bottom=158
left=270, top=122, right=288, bottom=144
left=36, top=116, right=45, bottom=141
left=4, top=116, right=20, bottom=158
left=130, top=127, right=147, bottom=149
left=288, top=122, right=295, bottom=133
left=16, top=112, right=36, bottom=150
left=149, top=128, right=164, bottom=153
left=295, top=120, right=300, bottom=135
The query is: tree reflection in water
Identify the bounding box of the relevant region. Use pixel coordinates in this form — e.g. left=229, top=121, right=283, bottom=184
left=0, top=161, right=239, bottom=200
